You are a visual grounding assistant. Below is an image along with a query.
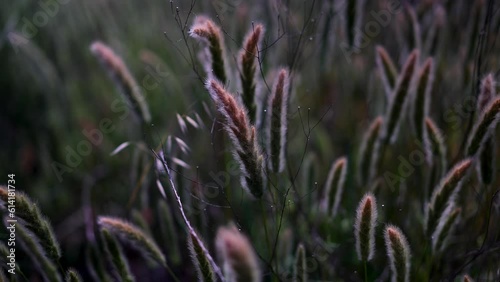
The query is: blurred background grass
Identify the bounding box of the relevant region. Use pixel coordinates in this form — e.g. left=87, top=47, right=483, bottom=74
left=1, top=0, right=500, bottom=280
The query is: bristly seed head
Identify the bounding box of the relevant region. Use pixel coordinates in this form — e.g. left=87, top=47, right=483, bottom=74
left=206, top=79, right=265, bottom=198
left=466, top=97, right=500, bottom=156
left=267, top=68, right=290, bottom=173
left=358, top=116, right=383, bottom=185
left=90, top=41, right=151, bottom=124
left=239, top=24, right=264, bottom=123
left=323, top=157, right=348, bottom=217
left=384, top=225, right=411, bottom=282
left=383, top=49, right=419, bottom=145
left=375, top=45, right=398, bottom=99
left=426, top=159, right=472, bottom=235
left=189, top=16, right=227, bottom=83
left=354, top=193, right=378, bottom=262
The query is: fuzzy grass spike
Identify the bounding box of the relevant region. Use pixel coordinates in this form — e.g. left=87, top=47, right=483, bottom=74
left=323, top=157, right=348, bottom=217
left=466, top=97, right=500, bottom=156
left=384, top=225, right=411, bottom=282
left=90, top=41, right=151, bottom=123
left=358, top=117, right=383, bottom=185
left=239, top=24, right=264, bottom=123
left=375, top=46, right=398, bottom=99
left=190, top=16, right=227, bottom=83
left=354, top=193, right=377, bottom=262
left=267, top=68, right=290, bottom=173
left=383, top=50, right=419, bottom=145
left=0, top=188, right=60, bottom=261
left=426, top=159, right=472, bottom=235
left=206, top=79, right=265, bottom=198
left=189, top=230, right=216, bottom=282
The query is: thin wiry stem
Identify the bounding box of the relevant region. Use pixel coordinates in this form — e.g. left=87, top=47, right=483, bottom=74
left=152, top=150, right=225, bottom=282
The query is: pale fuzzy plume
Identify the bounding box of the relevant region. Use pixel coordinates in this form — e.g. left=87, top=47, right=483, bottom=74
left=375, top=46, right=398, bottom=100
left=384, top=225, right=411, bottom=282
left=97, top=216, right=166, bottom=267
left=293, top=244, right=306, bottom=282
left=206, top=79, right=265, bottom=198
left=357, top=116, right=383, bottom=185
left=383, top=50, right=419, bottom=145
left=90, top=41, right=151, bottom=123
left=354, top=193, right=378, bottom=262
left=239, top=24, right=264, bottom=123
left=215, top=225, right=261, bottom=282
left=188, top=230, right=216, bottom=282
left=466, top=97, right=500, bottom=156
left=412, top=58, right=435, bottom=158
left=189, top=16, right=228, bottom=83
left=425, top=118, right=447, bottom=178
left=267, top=69, right=290, bottom=173
left=431, top=205, right=461, bottom=253
left=322, top=157, right=348, bottom=217
left=426, top=159, right=472, bottom=235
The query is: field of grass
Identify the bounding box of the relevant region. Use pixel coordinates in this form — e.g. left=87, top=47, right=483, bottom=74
left=1, top=0, right=500, bottom=281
